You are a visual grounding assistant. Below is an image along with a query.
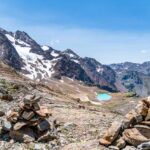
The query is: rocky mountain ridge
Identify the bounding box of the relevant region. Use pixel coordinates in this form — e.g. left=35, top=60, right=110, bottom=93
left=1, top=27, right=150, bottom=95
left=0, top=28, right=117, bottom=92
left=110, top=62, right=150, bottom=96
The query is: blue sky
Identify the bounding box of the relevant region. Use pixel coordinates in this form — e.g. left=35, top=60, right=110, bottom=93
left=0, top=0, right=150, bottom=64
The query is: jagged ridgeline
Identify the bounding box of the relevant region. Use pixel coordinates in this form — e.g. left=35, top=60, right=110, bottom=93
left=0, top=28, right=117, bottom=92
left=1, top=27, right=150, bottom=96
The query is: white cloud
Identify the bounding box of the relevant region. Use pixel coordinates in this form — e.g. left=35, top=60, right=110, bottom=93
left=1, top=20, right=150, bottom=64
left=141, top=49, right=148, bottom=54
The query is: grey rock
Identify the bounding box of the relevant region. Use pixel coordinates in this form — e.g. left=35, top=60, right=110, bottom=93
left=2, top=119, right=12, bottom=131
left=0, top=32, right=23, bottom=70
left=122, top=146, right=137, bottom=150
left=108, top=145, right=119, bottom=150
left=0, top=93, right=13, bottom=101
left=22, top=111, right=35, bottom=120
left=137, top=141, right=150, bottom=150
left=37, top=119, right=50, bottom=132
left=9, top=127, right=36, bottom=143
left=0, top=111, right=5, bottom=117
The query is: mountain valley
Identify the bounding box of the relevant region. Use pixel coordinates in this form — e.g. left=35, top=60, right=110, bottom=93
left=0, top=27, right=149, bottom=150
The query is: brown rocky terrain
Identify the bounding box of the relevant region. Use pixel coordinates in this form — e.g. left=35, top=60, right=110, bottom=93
left=0, top=62, right=144, bottom=150
left=100, top=98, right=150, bottom=150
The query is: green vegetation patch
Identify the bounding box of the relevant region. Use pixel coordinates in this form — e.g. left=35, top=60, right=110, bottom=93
left=124, top=92, right=136, bottom=97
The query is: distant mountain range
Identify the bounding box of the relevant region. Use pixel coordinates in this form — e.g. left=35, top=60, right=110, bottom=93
left=110, top=62, right=150, bottom=96
left=0, top=27, right=150, bottom=96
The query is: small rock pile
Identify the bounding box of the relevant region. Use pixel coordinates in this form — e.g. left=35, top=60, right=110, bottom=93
left=0, top=94, right=59, bottom=143
left=100, top=98, right=150, bottom=149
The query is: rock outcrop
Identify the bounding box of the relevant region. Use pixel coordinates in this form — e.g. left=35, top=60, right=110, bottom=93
left=0, top=32, right=23, bottom=70
left=0, top=94, right=59, bottom=143
left=100, top=98, right=150, bottom=149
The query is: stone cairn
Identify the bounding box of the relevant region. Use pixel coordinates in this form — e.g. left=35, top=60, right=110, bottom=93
left=100, top=98, right=150, bottom=149
left=0, top=94, right=59, bottom=143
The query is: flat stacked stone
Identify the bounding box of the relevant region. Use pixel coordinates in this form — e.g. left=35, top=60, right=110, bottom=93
left=99, top=98, right=150, bottom=149
left=0, top=94, right=58, bottom=143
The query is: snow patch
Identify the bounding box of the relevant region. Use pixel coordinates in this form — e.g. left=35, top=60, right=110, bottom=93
left=6, top=34, right=29, bottom=46
left=5, top=34, right=15, bottom=43
left=41, top=45, right=49, bottom=51
left=66, top=77, right=74, bottom=81
left=51, top=50, right=59, bottom=57
left=11, top=40, right=55, bottom=79
left=71, top=59, right=79, bottom=64
left=5, top=32, right=57, bottom=81
left=97, top=67, right=104, bottom=73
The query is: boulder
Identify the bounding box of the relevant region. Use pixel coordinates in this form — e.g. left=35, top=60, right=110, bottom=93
left=134, top=125, right=150, bottom=139
left=23, top=94, right=35, bottom=102
left=19, top=101, right=32, bottom=110
left=13, top=121, right=27, bottom=130
left=136, top=101, right=148, bottom=117
left=147, top=96, right=150, bottom=104
left=0, top=111, right=5, bottom=117
left=37, top=130, right=51, bottom=142
left=37, top=119, right=50, bottom=132
left=36, top=106, right=51, bottom=117
left=108, top=146, right=119, bottom=150
left=23, top=94, right=40, bottom=104
left=2, top=119, right=12, bottom=131
left=140, top=121, right=150, bottom=126
left=9, top=127, right=36, bottom=143
left=33, top=103, right=40, bottom=110
left=115, top=137, right=126, bottom=149
left=34, top=143, right=52, bottom=150
left=22, top=111, right=35, bottom=120
left=34, top=96, right=41, bottom=102
left=6, top=110, right=19, bottom=122
left=99, top=121, right=122, bottom=146
left=0, top=94, right=13, bottom=101
left=122, top=110, right=136, bottom=129
left=0, top=87, right=8, bottom=94
left=123, top=128, right=149, bottom=146
left=145, top=108, right=150, bottom=121
left=122, top=109, right=143, bottom=129
left=137, top=141, right=150, bottom=150
left=99, top=138, right=112, bottom=146
left=122, top=146, right=136, bottom=150
left=29, top=115, right=39, bottom=122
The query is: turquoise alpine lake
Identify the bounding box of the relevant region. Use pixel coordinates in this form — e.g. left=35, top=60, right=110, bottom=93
left=97, top=93, right=112, bottom=101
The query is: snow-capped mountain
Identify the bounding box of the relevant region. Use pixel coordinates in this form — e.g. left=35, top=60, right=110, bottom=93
left=0, top=28, right=117, bottom=91
left=1, top=27, right=150, bottom=95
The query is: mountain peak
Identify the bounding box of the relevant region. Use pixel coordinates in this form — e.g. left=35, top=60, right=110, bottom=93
left=63, top=49, right=79, bottom=58
left=0, top=27, right=5, bottom=32
left=15, top=30, right=35, bottom=44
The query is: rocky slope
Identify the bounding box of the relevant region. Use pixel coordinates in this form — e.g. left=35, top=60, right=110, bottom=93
left=0, top=27, right=149, bottom=149
left=0, top=58, right=145, bottom=150
left=0, top=28, right=117, bottom=92
left=110, top=62, right=150, bottom=96
left=110, top=62, right=150, bottom=75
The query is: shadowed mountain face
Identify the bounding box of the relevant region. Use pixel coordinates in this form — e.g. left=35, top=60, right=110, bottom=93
left=110, top=62, right=150, bottom=76
left=110, top=62, right=150, bottom=96
left=0, top=32, right=23, bottom=70
left=0, top=28, right=118, bottom=92
left=80, top=57, right=117, bottom=91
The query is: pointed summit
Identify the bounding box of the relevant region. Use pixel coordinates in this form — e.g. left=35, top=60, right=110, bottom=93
left=63, top=49, right=79, bottom=58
